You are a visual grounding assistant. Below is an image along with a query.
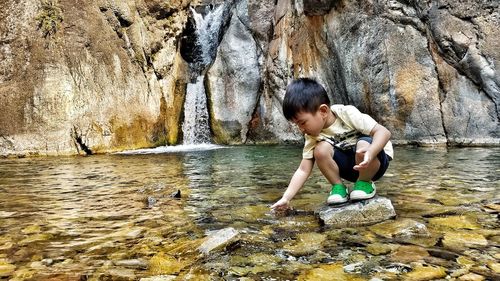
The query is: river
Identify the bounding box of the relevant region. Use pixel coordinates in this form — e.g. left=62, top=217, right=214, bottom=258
left=0, top=146, right=499, bottom=280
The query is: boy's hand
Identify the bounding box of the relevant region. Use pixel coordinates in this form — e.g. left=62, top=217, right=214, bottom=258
left=353, top=147, right=373, bottom=170
left=270, top=197, right=290, bottom=210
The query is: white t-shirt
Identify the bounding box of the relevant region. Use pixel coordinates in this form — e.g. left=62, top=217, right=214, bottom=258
left=303, top=104, right=394, bottom=159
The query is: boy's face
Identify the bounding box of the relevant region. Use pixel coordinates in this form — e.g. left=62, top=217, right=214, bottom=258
left=291, top=107, right=327, bottom=136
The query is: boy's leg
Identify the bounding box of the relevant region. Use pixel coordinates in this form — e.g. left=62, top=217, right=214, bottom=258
left=355, top=139, right=381, bottom=181
left=314, top=141, right=348, bottom=204
left=351, top=137, right=390, bottom=200
left=313, top=141, right=342, bottom=184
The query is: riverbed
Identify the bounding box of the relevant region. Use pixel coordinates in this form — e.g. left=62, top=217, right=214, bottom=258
left=0, top=146, right=499, bottom=280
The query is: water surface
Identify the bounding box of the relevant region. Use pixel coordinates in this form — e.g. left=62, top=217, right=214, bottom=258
left=0, top=146, right=498, bottom=280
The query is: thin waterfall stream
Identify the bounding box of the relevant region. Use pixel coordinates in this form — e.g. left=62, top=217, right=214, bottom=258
left=182, top=4, right=228, bottom=145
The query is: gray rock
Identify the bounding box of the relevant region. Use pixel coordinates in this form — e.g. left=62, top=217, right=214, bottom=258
left=207, top=1, right=261, bottom=144
left=316, top=197, right=396, bottom=227
left=198, top=227, right=239, bottom=255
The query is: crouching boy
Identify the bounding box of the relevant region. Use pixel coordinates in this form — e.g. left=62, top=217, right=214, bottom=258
left=271, top=78, right=393, bottom=210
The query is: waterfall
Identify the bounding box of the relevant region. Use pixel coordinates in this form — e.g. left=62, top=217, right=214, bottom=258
left=182, top=4, right=228, bottom=144
left=190, top=4, right=227, bottom=67
left=182, top=76, right=212, bottom=144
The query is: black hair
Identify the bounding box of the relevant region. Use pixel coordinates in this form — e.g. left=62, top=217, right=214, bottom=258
left=282, top=78, right=330, bottom=120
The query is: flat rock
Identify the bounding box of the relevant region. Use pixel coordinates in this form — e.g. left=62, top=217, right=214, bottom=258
left=316, top=196, right=396, bottom=227
left=198, top=227, right=239, bottom=255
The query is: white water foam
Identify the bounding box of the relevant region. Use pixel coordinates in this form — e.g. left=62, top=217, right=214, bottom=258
left=117, top=143, right=227, bottom=154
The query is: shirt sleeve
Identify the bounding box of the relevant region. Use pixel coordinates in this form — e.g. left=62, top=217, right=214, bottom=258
left=302, top=134, right=317, bottom=159
left=340, top=105, right=378, bottom=136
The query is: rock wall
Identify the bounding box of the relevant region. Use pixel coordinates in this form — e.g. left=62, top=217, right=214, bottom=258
left=0, top=0, right=498, bottom=156
left=260, top=0, right=499, bottom=145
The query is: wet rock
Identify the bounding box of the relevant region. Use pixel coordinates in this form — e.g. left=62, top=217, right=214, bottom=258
left=41, top=258, right=53, bottom=266
left=390, top=245, right=430, bottom=263
left=87, top=241, right=117, bottom=255
left=369, top=218, right=437, bottom=246
left=316, top=197, right=396, bottom=227
left=297, top=262, right=365, bottom=281
left=149, top=252, right=186, bottom=275
left=442, top=232, right=488, bottom=251
left=102, top=268, right=136, bottom=280
left=427, top=248, right=459, bottom=261
left=484, top=202, right=500, bottom=213
left=423, top=256, right=455, bottom=268
left=283, top=232, right=326, bottom=256
left=0, top=241, right=13, bottom=251
left=403, top=263, right=447, bottom=281
left=369, top=218, right=430, bottom=238
left=21, top=225, right=41, bottom=234
left=140, top=275, right=177, bottom=281
left=428, top=215, right=480, bottom=230
left=113, top=259, right=148, bottom=269
left=0, top=211, right=16, bottom=218
left=10, top=267, right=36, bottom=280
left=470, top=266, right=500, bottom=280
left=19, top=233, right=53, bottom=245
left=147, top=196, right=157, bottom=208
left=230, top=253, right=281, bottom=276
left=487, top=261, right=500, bottom=273
left=198, top=227, right=239, bottom=255
left=366, top=243, right=394, bottom=255
left=458, top=273, right=485, bottom=281
left=0, top=260, right=16, bottom=277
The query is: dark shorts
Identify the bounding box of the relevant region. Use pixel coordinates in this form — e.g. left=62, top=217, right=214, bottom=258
left=332, top=136, right=390, bottom=182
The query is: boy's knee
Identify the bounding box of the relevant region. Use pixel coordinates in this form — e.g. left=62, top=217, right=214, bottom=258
left=313, top=142, right=333, bottom=161
left=355, top=150, right=364, bottom=159
left=356, top=139, right=370, bottom=150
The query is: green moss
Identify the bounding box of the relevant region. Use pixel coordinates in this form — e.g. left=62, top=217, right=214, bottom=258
left=35, top=0, right=63, bottom=38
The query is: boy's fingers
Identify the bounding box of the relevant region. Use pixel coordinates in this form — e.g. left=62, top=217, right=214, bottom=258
left=353, top=161, right=368, bottom=170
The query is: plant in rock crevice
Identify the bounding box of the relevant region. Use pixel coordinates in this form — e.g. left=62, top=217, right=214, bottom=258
left=35, top=0, right=63, bottom=38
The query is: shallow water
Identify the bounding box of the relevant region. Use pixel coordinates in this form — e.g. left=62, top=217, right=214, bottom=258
left=0, top=146, right=499, bottom=280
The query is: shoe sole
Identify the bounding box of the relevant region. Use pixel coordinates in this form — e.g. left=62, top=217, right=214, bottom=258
left=349, top=192, right=376, bottom=201
left=350, top=184, right=376, bottom=201
left=327, top=196, right=349, bottom=205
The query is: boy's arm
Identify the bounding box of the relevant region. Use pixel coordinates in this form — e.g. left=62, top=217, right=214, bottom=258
left=271, top=158, right=314, bottom=210
left=354, top=124, right=391, bottom=170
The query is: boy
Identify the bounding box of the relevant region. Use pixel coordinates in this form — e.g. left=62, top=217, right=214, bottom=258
left=271, top=78, right=393, bottom=210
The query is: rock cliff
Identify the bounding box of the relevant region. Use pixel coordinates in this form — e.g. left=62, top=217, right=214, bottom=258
left=0, top=0, right=498, bottom=155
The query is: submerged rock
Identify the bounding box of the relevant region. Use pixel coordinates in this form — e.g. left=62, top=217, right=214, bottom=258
left=369, top=218, right=437, bottom=247
left=140, top=276, right=176, bottom=281
left=113, top=259, right=148, bottom=269
left=297, top=262, right=365, bottom=281
left=283, top=232, right=326, bottom=256
left=442, top=232, right=488, bottom=251
left=403, top=263, right=447, bottom=281
left=148, top=252, right=186, bottom=275
left=369, top=218, right=430, bottom=238
left=0, top=260, right=16, bottom=277
left=316, top=197, right=396, bottom=227
left=198, top=227, right=239, bottom=255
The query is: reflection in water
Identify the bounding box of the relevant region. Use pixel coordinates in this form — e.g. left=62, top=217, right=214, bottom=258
left=0, top=146, right=499, bottom=280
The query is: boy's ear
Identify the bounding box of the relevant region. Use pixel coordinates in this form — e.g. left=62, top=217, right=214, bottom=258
left=319, top=104, right=330, bottom=114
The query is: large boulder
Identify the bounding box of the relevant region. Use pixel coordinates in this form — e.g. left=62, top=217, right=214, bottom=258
left=207, top=0, right=261, bottom=144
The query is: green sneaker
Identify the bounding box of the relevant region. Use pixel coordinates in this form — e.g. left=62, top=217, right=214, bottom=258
left=350, top=180, right=376, bottom=200
left=327, top=183, right=348, bottom=204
